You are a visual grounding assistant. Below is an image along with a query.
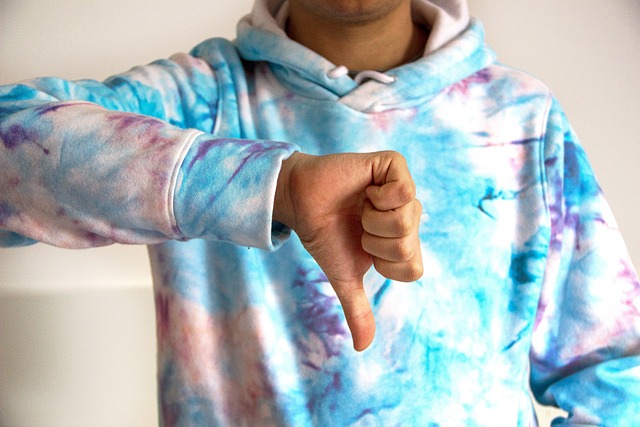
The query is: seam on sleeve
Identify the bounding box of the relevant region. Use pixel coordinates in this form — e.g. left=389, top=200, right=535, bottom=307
left=167, top=129, right=203, bottom=239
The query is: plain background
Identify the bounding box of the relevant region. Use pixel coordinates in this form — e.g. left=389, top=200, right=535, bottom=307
left=0, top=0, right=638, bottom=425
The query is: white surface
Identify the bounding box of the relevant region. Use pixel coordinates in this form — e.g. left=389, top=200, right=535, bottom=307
left=0, top=1, right=638, bottom=425
left=0, top=289, right=157, bottom=427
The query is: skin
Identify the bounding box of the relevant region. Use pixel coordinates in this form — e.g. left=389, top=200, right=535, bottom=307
left=287, top=0, right=429, bottom=71
left=274, top=152, right=424, bottom=351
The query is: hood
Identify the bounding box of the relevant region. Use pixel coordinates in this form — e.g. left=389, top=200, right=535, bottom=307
left=235, top=0, right=495, bottom=112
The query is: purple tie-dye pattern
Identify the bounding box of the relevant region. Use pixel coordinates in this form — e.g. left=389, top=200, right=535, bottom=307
left=155, top=286, right=290, bottom=426
left=0, top=202, right=16, bottom=223
left=103, top=113, right=177, bottom=148
left=447, top=68, right=492, bottom=96
left=106, top=113, right=166, bottom=133
left=227, top=142, right=282, bottom=183
left=187, top=138, right=231, bottom=170
left=292, top=267, right=346, bottom=359
left=35, top=102, right=83, bottom=116
left=0, top=123, right=50, bottom=154
left=186, top=138, right=292, bottom=185
left=619, top=259, right=640, bottom=317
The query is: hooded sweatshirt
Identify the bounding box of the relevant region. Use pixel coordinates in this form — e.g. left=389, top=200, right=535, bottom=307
left=1, top=1, right=639, bottom=426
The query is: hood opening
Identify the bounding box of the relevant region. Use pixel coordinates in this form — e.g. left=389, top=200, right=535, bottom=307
left=233, top=0, right=494, bottom=112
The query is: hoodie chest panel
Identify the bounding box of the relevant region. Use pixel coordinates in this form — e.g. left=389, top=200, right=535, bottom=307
left=244, top=71, right=549, bottom=340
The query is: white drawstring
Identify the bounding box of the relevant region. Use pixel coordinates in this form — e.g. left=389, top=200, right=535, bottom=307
left=327, top=65, right=349, bottom=79
left=353, top=70, right=396, bottom=85
left=327, top=66, right=396, bottom=85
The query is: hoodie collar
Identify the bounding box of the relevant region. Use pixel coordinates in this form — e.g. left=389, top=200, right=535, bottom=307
left=235, top=0, right=495, bottom=112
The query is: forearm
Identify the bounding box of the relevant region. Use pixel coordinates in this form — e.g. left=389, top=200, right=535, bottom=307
left=1, top=106, right=300, bottom=249
left=0, top=103, right=200, bottom=247
left=0, top=57, right=298, bottom=249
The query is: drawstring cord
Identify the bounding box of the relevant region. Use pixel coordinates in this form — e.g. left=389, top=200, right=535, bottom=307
left=353, top=70, right=396, bottom=85
left=327, top=65, right=349, bottom=79
left=327, top=66, right=396, bottom=85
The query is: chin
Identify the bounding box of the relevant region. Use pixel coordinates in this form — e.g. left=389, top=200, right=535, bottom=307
left=293, top=0, right=406, bottom=24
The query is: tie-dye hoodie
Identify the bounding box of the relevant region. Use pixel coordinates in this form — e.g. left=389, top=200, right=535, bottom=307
left=1, top=0, right=639, bottom=425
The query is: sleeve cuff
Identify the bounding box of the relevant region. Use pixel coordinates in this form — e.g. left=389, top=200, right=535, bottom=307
left=173, top=134, right=299, bottom=250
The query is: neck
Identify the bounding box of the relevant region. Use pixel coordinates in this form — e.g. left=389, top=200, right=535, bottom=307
left=287, top=1, right=428, bottom=72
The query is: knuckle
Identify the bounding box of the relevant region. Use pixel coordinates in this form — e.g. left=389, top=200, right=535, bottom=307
left=385, top=150, right=403, bottom=161
left=390, top=151, right=408, bottom=169
left=405, top=261, right=424, bottom=282
left=394, top=211, right=414, bottom=236
left=374, top=257, right=423, bottom=283
left=394, top=238, right=415, bottom=262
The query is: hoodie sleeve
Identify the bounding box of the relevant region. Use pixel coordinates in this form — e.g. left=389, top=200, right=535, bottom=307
left=530, top=99, right=640, bottom=425
left=0, top=53, right=296, bottom=250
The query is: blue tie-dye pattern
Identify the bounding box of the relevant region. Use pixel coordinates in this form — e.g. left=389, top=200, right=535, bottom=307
left=0, top=229, right=36, bottom=247
left=1, top=1, right=639, bottom=425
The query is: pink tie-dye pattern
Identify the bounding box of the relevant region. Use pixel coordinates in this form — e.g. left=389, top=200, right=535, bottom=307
left=155, top=289, right=282, bottom=424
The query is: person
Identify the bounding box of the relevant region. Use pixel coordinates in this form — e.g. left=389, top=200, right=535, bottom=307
left=1, top=0, right=639, bottom=426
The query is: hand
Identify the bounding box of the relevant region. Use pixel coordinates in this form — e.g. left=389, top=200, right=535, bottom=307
left=273, top=151, right=423, bottom=351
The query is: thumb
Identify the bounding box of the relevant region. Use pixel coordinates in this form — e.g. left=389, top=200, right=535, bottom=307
left=331, top=278, right=376, bottom=351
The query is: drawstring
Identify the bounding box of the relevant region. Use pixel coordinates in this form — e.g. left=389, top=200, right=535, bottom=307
left=353, top=70, right=396, bottom=85
left=327, top=65, right=349, bottom=79
left=327, top=66, right=396, bottom=85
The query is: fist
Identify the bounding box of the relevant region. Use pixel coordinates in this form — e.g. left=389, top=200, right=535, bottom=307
left=273, top=151, right=423, bottom=351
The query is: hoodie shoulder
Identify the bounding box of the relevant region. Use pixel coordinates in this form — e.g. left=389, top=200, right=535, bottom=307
left=486, top=62, right=554, bottom=101
left=190, top=37, right=243, bottom=71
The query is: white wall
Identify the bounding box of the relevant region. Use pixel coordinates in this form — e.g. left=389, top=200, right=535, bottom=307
left=0, top=1, right=638, bottom=426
